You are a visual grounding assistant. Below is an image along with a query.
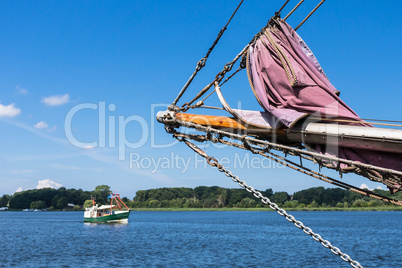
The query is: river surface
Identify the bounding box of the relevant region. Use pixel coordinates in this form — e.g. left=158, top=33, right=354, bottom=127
left=0, top=211, right=400, bottom=267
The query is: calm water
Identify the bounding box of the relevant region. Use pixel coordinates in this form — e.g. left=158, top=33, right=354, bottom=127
left=0, top=211, right=400, bottom=267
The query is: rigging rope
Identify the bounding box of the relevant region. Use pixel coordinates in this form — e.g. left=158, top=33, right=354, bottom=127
left=180, top=45, right=249, bottom=112
left=295, top=0, right=326, bottom=31
left=199, top=105, right=224, bottom=110
left=188, top=62, right=248, bottom=111
left=359, top=118, right=402, bottom=124
left=276, top=0, right=290, bottom=15
left=170, top=0, right=245, bottom=109
left=284, top=0, right=305, bottom=21
left=187, top=41, right=249, bottom=110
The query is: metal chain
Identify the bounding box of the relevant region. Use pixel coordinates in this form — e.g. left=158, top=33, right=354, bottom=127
left=176, top=136, right=364, bottom=268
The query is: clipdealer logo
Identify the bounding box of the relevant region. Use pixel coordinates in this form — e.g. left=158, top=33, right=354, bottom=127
left=129, top=152, right=285, bottom=173
left=64, top=103, right=181, bottom=160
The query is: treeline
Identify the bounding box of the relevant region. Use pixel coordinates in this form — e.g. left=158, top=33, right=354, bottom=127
left=7, top=185, right=115, bottom=210
left=133, top=186, right=402, bottom=209
left=3, top=185, right=402, bottom=210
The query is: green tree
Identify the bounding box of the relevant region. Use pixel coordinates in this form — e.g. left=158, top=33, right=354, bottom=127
left=148, top=199, right=160, bottom=208
left=239, top=198, right=256, bottom=208
left=0, top=194, right=10, bottom=207
left=134, top=190, right=148, bottom=202
left=284, top=200, right=298, bottom=208
left=94, top=185, right=111, bottom=204
left=51, top=195, right=60, bottom=208
left=293, top=187, right=324, bottom=206
left=271, top=192, right=289, bottom=204
left=83, top=200, right=94, bottom=208
left=352, top=199, right=367, bottom=207
left=56, top=197, right=68, bottom=209
left=30, top=200, right=46, bottom=209
left=336, top=202, right=344, bottom=208
left=261, top=189, right=274, bottom=199
left=160, top=189, right=175, bottom=201
left=9, top=191, right=31, bottom=209
left=307, top=200, right=318, bottom=208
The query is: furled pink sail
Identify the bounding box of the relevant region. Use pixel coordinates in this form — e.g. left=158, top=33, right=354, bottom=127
left=246, top=19, right=402, bottom=183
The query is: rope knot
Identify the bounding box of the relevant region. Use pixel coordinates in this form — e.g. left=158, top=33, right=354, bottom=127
left=196, top=58, right=207, bottom=71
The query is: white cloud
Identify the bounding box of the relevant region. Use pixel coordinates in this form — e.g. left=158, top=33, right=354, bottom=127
left=15, top=187, right=23, bottom=193
left=36, top=179, right=62, bottom=189
left=0, top=103, right=21, bottom=118
left=34, top=121, right=48, bottom=129
left=42, top=94, right=70, bottom=106
left=16, top=86, right=28, bottom=95
left=360, top=183, right=383, bottom=191
left=13, top=180, right=62, bottom=194
left=360, top=183, right=369, bottom=190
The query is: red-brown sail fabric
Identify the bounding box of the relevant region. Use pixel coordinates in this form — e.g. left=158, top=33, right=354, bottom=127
left=246, top=19, right=402, bottom=188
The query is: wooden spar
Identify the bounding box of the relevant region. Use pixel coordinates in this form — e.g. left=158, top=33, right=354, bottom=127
left=157, top=111, right=402, bottom=154
left=173, top=113, right=298, bottom=145
left=175, top=113, right=282, bottom=136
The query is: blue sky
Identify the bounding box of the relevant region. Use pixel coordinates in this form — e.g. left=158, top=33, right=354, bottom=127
left=1, top=0, right=401, bottom=198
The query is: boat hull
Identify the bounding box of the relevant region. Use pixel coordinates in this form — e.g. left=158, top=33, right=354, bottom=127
left=84, top=211, right=130, bottom=223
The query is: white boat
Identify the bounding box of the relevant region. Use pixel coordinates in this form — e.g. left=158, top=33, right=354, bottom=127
left=84, top=193, right=130, bottom=223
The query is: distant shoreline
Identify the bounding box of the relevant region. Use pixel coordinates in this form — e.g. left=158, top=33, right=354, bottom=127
left=3, top=206, right=402, bottom=212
